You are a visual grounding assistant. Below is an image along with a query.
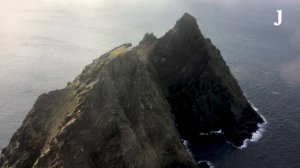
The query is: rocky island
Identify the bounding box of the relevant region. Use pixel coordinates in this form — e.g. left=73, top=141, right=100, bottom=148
left=0, top=13, right=264, bottom=168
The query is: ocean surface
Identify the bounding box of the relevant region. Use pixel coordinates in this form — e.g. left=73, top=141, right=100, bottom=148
left=0, top=1, right=299, bottom=167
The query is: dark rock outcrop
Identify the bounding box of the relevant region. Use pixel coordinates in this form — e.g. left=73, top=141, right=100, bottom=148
left=0, top=13, right=263, bottom=168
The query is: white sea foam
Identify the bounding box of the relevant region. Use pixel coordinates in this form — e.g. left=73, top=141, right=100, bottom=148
left=225, top=93, right=267, bottom=149
left=250, top=123, right=264, bottom=142
left=249, top=101, right=268, bottom=123
left=212, top=130, right=222, bottom=134
left=199, top=129, right=223, bottom=136
left=208, top=161, right=214, bottom=168
left=230, top=101, right=267, bottom=149
left=197, top=100, right=267, bottom=149
left=182, top=140, right=215, bottom=167
left=182, top=139, right=189, bottom=147
left=181, top=139, right=193, bottom=156
left=250, top=102, right=259, bottom=112
left=197, top=161, right=214, bottom=168
left=238, top=122, right=266, bottom=149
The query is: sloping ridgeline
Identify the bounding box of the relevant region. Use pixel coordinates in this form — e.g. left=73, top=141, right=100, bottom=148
left=0, top=13, right=264, bottom=168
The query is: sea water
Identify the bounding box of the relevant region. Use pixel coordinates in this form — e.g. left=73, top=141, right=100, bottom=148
left=0, top=1, right=299, bottom=167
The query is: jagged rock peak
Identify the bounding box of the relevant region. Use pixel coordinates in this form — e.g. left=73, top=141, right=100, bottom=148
left=139, top=32, right=157, bottom=46
left=174, top=12, right=198, bottom=30
left=165, top=12, right=204, bottom=43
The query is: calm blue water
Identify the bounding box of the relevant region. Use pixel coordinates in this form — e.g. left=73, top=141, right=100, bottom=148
left=0, top=1, right=299, bottom=167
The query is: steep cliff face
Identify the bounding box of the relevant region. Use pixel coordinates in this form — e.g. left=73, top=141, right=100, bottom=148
left=0, top=13, right=264, bottom=168
left=149, top=13, right=263, bottom=146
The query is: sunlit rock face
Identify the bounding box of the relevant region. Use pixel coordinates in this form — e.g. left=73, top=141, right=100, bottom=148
left=0, top=13, right=263, bottom=168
